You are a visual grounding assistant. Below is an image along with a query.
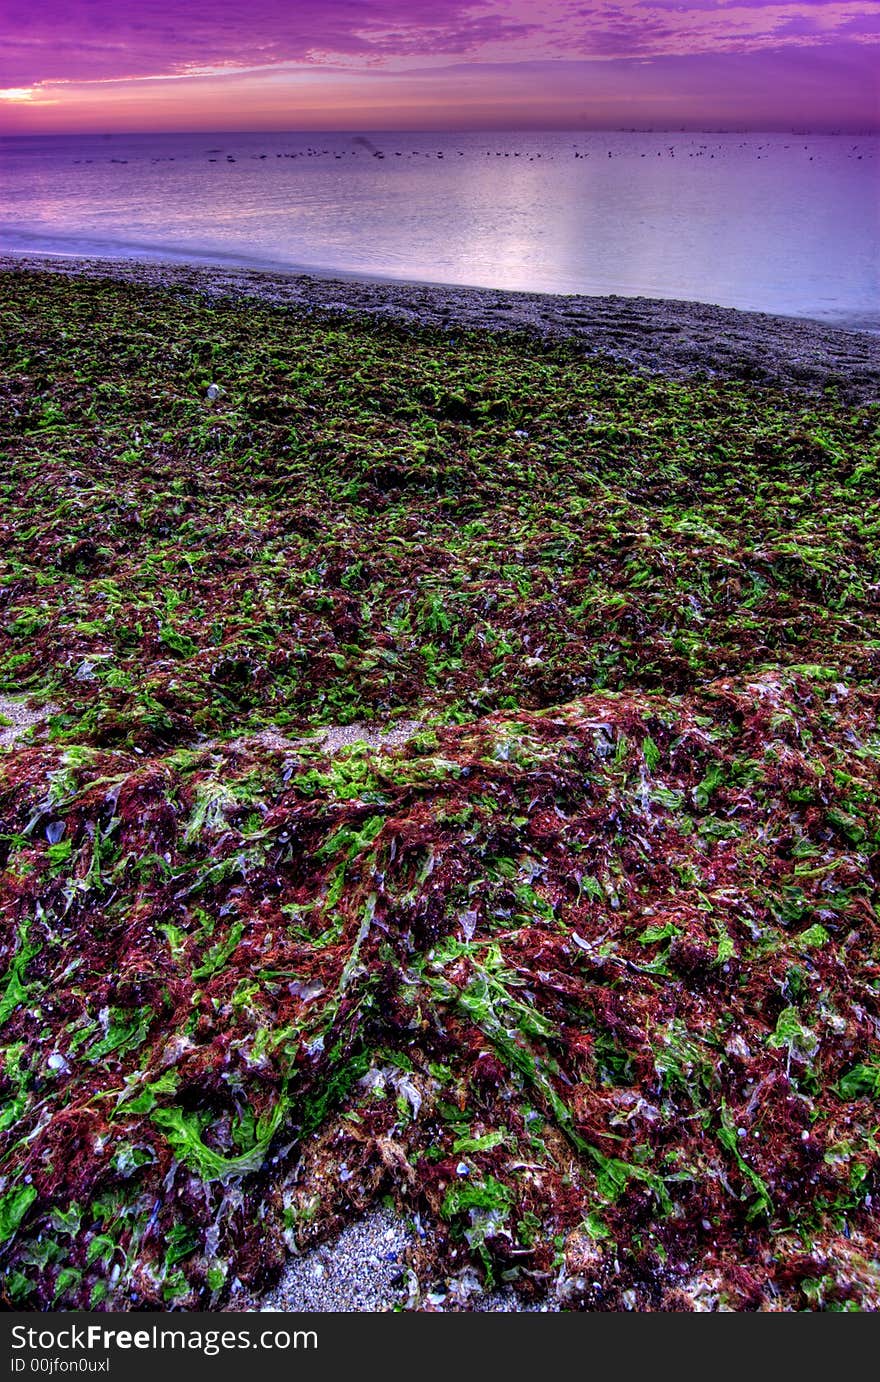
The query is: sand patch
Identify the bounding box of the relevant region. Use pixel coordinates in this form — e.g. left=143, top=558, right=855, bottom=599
left=255, top=1209, right=556, bottom=1313
left=258, top=1211, right=412, bottom=1313
left=225, top=719, right=424, bottom=758
left=0, top=695, right=56, bottom=748
left=312, top=718, right=423, bottom=754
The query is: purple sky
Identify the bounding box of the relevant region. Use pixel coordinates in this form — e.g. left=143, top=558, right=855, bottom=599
left=1, top=1, right=877, bottom=132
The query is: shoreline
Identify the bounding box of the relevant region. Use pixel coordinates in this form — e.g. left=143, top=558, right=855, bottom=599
left=3, top=250, right=879, bottom=402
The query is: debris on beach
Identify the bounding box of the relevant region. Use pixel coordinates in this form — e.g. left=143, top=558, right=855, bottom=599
left=0, top=270, right=878, bottom=1311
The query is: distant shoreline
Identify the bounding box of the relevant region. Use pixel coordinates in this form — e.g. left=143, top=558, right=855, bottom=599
left=3, top=249, right=879, bottom=402
left=4, top=126, right=878, bottom=138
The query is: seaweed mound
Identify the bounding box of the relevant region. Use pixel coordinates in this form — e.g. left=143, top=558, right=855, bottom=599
left=1, top=271, right=879, bottom=1310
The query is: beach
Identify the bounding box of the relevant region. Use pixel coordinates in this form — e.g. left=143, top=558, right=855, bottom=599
left=1, top=258, right=879, bottom=1312
left=4, top=250, right=879, bottom=401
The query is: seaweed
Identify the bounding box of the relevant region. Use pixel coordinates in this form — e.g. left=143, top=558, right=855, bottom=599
left=0, top=270, right=878, bottom=1311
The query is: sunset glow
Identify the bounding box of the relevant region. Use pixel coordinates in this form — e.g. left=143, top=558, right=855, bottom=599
left=0, top=0, right=876, bottom=133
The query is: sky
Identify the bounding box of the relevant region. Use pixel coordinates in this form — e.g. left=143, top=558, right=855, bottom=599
left=0, top=1, right=877, bottom=134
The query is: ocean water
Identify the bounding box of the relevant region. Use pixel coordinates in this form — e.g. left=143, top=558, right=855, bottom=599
left=1, top=129, right=877, bottom=328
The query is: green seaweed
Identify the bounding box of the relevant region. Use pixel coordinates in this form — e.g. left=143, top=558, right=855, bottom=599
left=0, top=268, right=878, bottom=1312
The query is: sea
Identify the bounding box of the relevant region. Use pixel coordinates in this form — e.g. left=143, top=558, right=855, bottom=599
left=1, top=129, right=877, bottom=329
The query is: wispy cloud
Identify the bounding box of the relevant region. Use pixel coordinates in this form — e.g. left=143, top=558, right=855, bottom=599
left=1, top=3, right=876, bottom=130
left=2, top=1, right=878, bottom=88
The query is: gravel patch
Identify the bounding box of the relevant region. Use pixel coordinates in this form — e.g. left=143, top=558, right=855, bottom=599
left=0, top=694, right=55, bottom=749
left=313, top=719, right=423, bottom=754
left=255, top=1209, right=559, bottom=1313
left=4, top=252, right=878, bottom=403
left=259, top=1211, right=412, bottom=1313
left=223, top=720, right=423, bottom=758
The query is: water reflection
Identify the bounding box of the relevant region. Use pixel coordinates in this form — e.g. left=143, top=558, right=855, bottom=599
left=1, top=129, right=877, bottom=325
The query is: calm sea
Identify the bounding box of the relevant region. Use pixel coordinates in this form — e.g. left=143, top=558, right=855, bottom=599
left=1, top=129, right=877, bottom=329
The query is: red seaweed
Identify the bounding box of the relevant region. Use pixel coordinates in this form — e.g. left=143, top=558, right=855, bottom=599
left=1, top=270, right=878, bottom=1311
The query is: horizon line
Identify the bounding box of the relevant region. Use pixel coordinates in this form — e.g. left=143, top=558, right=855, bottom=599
left=3, top=124, right=879, bottom=138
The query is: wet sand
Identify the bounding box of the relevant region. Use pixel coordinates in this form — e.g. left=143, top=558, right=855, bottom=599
left=3, top=251, right=878, bottom=403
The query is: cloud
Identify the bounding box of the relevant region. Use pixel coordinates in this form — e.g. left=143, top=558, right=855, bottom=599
left=0, top=2, right=535, bottom=85
left=2, top=0, right=878, bottom=90
left=1, top=1, right=876, bottom=134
